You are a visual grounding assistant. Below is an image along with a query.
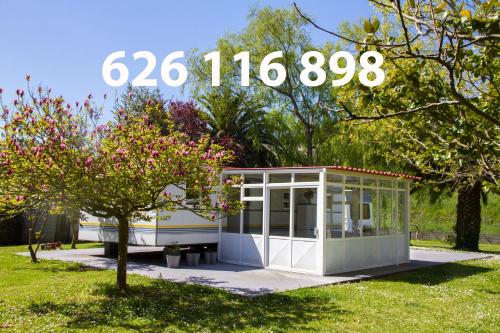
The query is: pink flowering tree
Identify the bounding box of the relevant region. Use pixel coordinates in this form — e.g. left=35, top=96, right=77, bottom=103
left=0, top=78, right=88, bottom=261
left=0, top=79, right=241, bottom=290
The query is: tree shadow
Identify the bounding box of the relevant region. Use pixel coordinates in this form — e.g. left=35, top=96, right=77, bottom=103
left=26, top=279, right=346, bottom=332
left=377, top=261, right=494, bottom=286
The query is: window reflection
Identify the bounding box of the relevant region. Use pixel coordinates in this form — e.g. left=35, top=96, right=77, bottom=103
left=269, top=189, right=290, bottom=236
left=326, top=185, right=343, bottom=238
left=293, top=188, right=317, bottom=238
left=243, top=201, right=263, bottom=234
left=345, top=188, right=361, bottom=237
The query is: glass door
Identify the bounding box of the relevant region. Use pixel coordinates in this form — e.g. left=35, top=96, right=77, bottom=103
left=266, top=186, right=319, bottom=272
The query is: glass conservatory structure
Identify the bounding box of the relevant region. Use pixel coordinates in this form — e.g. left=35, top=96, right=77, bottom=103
left=219, top=166, right=418, bottom=275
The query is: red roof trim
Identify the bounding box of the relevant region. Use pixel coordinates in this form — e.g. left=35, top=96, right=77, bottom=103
left=222, top=165, right=421, bottom=181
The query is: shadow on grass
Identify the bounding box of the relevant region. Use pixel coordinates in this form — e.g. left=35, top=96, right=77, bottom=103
left=26, top=279, right=343, bottom=332
left=379, top=261, right=494, bottom=285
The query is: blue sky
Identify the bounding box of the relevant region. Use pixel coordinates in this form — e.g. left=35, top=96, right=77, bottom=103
left=0, top=0, right=373, bottom=115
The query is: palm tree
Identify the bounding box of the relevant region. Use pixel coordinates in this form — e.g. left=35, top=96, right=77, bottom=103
left=198, top=89, right=279, bottom=167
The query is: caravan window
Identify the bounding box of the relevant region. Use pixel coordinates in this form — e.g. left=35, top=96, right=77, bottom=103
left=362, top=188, right=377, bottom=236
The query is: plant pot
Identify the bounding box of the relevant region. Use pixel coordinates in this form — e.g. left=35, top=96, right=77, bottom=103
left=186, top=252, right=200, bottom=266
left=204, top=251, right=217, bottom=264
left=166, top=254, right=181, bottom=268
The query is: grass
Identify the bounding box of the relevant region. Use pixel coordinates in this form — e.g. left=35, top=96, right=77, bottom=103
left=410, top=239, right=500, bottom=255
left=0, top=244, right=499, bottom=332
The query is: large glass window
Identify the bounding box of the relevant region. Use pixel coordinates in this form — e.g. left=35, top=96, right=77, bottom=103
left=363, top=178, right=377, bottom=187
left=345, top=187, right=361, bottom=237
left=397, top=191, right=406, bottom=234
left=269, top=188, right=290, bottom=236
left=293, top=188, right=317, bottom=238
left=380, top=180, right=393, bottom=188
left=243, top=201, right=263, bottom=234
left=222, top=191, right=241, bottom=233
left=223, top=212, right=240, bottom=233
left=379, top=190, right=392, bottom=235
left=362, top=189, right=378, bottom=236
left=294, top=173, right=319, bottom=182
left=346, top=176, right=361, bottom=185
left=269, top=173, right=291, bottom=183
left=244, top=188, right=263, bottom=197
left=327, top=174, right=343, bottom=183
left=243, top=174, right=263, bottom=184
left=326, top=185, right=343, bottom=238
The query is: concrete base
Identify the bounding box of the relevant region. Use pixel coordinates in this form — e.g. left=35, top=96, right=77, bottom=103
left=18, top=247, right=492, bottom=296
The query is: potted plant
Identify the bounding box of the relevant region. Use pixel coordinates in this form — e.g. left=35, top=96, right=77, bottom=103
left=186, top=246, right=201, bottom=266
left=164, top=242, right=181, bottom=268
left=204, top=244, right=218, bottom=264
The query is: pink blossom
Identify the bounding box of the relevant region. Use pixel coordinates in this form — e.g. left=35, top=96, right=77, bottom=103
left=220, top=202, right=230, bottom=212
left=60, top=143, right=66, bottom=150
left=1, top=107, right=9, bottom=119
left=16, top=89, right=24, bottom=97
left=84, top=157, right=93, bottom=167
left=0, top=88, right=3, bottom=94
left=25, top=74, right=31, bottom=81
left=151, top=150, right=160, bottom=158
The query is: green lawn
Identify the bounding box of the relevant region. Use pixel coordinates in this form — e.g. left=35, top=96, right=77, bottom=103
left=410, top=239, right=500, bottom=255
left=0, top=244, right=499, bottom=332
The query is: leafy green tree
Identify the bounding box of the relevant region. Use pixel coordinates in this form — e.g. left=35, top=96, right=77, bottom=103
left=294, top=0, right=499, bottom=250
left=190, top=7, right=339, bottom=165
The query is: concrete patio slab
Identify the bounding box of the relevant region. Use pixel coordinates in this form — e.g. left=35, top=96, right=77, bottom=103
left=19, top=247, right=492, bottom=296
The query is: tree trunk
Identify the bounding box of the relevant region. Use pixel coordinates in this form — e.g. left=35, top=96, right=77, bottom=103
left=27, top=213, right=48, bottom=263
left=305, top=128, right=314, bottom=166
left=69, top=210, right=79, bottom=249
left=27, top=243, right=38, bottom=263
left=116, top=216, right=129, bottom=292
left=455, top=181, right=481, bottom=251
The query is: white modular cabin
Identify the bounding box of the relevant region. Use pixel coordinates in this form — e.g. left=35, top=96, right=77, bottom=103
left=219, top=166, right=418, bottom=275
left=79, top=166, right=418, bottom=276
